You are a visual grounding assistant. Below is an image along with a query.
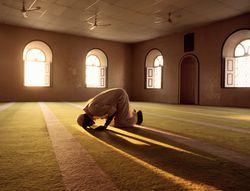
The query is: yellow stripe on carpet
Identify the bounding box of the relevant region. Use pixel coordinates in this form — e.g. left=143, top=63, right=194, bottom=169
left=0, top=102, right=14, bottom=112
left=0, top=102, right=65, bottom=191
left=39, top=102, right=119, bottom=191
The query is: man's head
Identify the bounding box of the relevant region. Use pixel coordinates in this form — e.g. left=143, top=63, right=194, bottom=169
left=77, top=114, right=95, bottom=129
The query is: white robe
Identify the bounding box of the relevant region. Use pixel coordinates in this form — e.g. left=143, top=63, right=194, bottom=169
left=83, top=88, right=137, bottom=127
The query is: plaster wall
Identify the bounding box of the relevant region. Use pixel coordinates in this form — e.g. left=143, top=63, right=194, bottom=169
left=0, top=24, right=132, bottom=101
left=131, top=13, right=250, bottom=107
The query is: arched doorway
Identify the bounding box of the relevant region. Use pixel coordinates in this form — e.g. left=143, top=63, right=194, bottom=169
left=179, top=55, right=199, bottom=104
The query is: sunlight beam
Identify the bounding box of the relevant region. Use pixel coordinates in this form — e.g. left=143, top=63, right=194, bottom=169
left=79, top=127, right=218, bottom=191
left=114, top=133, right=150, bottom=146
left=108, top=126, right=214, bottom=161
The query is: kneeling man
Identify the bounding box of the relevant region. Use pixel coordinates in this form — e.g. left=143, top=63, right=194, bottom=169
left=77, top=88, right=143, bottom=130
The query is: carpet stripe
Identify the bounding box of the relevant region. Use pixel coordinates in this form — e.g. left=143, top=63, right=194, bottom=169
left=68, top=103, right=250, bottom=167
left=0, top=102, right=14, bottom=112
left=66, top=102, right=250, bottom=167
left=68, top=102, right=250, bottom=134
left=155, top=107, right=249, bottom=119
left=135, top=125, right=250, bottom=168
left=39, top=102, right=119, bottom=191
left=66, top=102, right=83, bottom=109
left=144, top=111, right=250, bottom=134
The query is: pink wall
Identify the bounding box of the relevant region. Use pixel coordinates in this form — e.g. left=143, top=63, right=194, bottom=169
left=0, top=24, right=132, bottom=101
left=131, top=13, right=250, bottom=107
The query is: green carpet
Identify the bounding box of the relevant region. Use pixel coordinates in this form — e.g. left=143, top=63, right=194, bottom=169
left=1, top=102, right=250, bottom=191
left=131, top=102, right=250, bottom=155
left=46, top=102, right=250, bottom=191
left=0, top=103, right=65, bottom=191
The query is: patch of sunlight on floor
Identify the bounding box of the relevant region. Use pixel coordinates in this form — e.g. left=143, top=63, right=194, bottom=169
left=227, top=115, right=250, bottom=121
left=109, top=127, right=214, bottom=161
left=78, top=127, right=219, bottom=191
left=114, top=133, right=150, bottom=146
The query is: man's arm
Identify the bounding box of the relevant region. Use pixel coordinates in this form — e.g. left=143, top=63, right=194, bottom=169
left=104, top=113, right=115, bottom=127
left=96, top=113, right=115, bottom=130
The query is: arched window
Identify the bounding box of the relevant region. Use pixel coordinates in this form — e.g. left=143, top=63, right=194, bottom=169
left=23, top=41, right=52, bottom=87
left=223, top=30, right=250, bottom=87
left=85, top=49, right=107, bottom=88
left=145, top=49, right=163, bottom=89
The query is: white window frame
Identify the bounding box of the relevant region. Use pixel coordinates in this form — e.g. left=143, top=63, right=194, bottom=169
left=85, top=49, right=107, bottom=88
left=224, top=57, right=235, bottom=87
left=145, top=50, right=163, bottom=89
left=224, top=39, right=250, bottom=88
left=23, top=41, right=52, bottom=87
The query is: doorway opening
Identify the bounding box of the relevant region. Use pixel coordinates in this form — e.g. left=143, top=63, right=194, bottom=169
left=179, top=55, right=199, bottom=104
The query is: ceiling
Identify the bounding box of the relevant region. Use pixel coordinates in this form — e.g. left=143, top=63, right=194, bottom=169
left=0, top=0, right=249, bottom=43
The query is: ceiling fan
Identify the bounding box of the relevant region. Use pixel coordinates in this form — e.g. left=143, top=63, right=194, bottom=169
left=86, top=13, right=111, bottom=30
left=21, top=0, right=41, bottom=18
left=154, top=12, right=173, bottom=24
left=2, top=0, right=41, bottom=18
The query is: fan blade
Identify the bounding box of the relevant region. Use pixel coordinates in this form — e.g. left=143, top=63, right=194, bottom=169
left=90, top=25, right=96, bottom=30
left=87, top=21, right=94, bottom=25
left=98, top=23, right=111, bottom=27
left=85, top=11, right=102, bottom=21
left=27, top=0, right=38, bottom=10
left=154, top=20, right=163, bottom=24
left=26, top=6, right=41, bottom=12
left=22, top=12, right=28, bottom=18
left=86, top=15, right=95, bottom=21
left=85, top=0, right=101, bottom=10
left=39, top=10, right=47, bottom=18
